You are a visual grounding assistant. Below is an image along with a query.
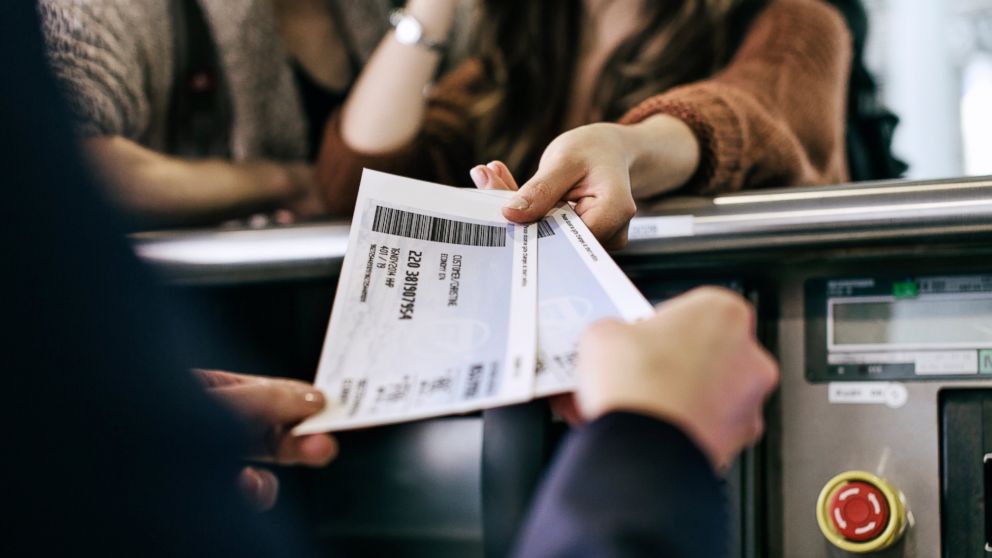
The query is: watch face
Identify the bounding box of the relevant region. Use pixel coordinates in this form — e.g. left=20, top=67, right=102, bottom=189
left=395, top=18, right=421, bottom=45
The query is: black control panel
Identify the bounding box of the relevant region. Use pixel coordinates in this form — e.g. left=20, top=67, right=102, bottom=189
left=940, top=390, right=992, bottom=557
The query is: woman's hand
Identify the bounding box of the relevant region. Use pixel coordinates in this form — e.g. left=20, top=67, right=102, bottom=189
left=195, top=370, right=338, bottom=511
left=470, top=124, right=635, bottom=249
left=469, top=116, right=698, bottom=250
left=278, top=162, right=326, bottom=221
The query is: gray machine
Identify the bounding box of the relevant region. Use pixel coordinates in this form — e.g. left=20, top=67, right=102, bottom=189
left=137, top=175, right=992, bottom=557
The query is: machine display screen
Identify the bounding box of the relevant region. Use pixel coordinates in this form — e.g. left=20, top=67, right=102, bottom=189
left=831, top=297, right=992, bottom=347
left=806, top=274, right=992, bottom=381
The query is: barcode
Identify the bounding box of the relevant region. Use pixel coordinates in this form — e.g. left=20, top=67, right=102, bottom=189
left=537, top=219, right=555, bottom=238
left=372, top=206, right=507, bottom=247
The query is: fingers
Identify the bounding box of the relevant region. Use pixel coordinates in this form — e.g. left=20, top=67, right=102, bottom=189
left=502, top=158, right=585, bottom=223
left=198, top=371, right=338, bottom=466
left=470, top=165, right=492, bottom=189
left=753, top=344, right=781, bottom=393
left=273, top=209, right=296, bottom=225
left=655, top=287, right=753, bottom=334
left=572, top=194, right=635, bottom=250
left=548, top=393, right=584, bottom=427
left=194, top=369, right=251, bottom=389
left=473, top=152, right=634, bottom=252
left=269, top=432, right=339, bottom=467
left=470, top=161, right=519, bottom=191
left=239, top=466, right=279, bottom=512
left=574, top=318, right=642, bottom=421
left=209, top=377, right=326, bottom=425
left=601, top=226, right=629, bottom=251
left=487, top=161, right=519, bottom=190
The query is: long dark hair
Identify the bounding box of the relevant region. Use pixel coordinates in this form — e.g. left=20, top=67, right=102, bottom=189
left=471, top=0, right=761, bottom=174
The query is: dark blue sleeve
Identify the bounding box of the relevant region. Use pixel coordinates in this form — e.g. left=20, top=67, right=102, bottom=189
left=1, top=4, right=311, bottom=556
left=512, top=412, right=728, bottom=558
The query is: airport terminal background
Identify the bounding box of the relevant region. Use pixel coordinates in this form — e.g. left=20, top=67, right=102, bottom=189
left=12, top=1, right=992, bottom=557
left=861, top=0, right=991, bottom=179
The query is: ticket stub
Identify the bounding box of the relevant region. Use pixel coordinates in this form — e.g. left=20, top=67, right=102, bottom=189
left=294, top=171, right=537, bottom=434
left=462, top=190, right=654, bottom=396
left=532, top=204, right=653, bottom=395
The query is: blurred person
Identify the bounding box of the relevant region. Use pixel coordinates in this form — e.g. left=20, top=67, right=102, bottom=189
left=318, top=0, right=851, bottom=248
left=6, top=4, right=335, bottom=555
left=9, top=6, right=776, bottom=556
left=37, top=0, right=398, bottom=227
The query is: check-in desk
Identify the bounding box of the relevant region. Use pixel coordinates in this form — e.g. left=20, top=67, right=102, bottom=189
left=134, top=175, right=992, bottom=558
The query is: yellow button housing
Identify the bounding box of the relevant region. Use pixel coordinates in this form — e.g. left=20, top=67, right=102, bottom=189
left=815, top=470, right=909, bottom=553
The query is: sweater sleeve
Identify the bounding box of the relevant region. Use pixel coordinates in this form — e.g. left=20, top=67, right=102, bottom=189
left=315, top=60, right=483, bottom=216
left=37, top=0, right=172, bottom=141
left=620, top=0, right=852, bottom=194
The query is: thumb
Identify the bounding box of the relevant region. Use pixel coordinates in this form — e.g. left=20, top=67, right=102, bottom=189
left=239, top=466, right=279, bottom=512
left=502, top=158, right=584, bottom=223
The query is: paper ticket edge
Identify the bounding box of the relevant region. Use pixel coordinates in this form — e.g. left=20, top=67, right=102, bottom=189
left=293, top=387, right=535, bottom=434
left=293, top=173, right=377, bottom=436
left=503, top=221, right=539, bottom=400
left=531, top=206, right=654, bottom=397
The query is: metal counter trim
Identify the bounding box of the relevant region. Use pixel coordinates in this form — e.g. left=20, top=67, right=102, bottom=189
left=132, top=175, right=992, bottom=284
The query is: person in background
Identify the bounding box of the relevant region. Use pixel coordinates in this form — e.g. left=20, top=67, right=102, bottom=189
left=6, top=3, right=336, bottom=553
left=318, top=0, right=851, bottom=248
left=37, top=0, right=398, bottom=227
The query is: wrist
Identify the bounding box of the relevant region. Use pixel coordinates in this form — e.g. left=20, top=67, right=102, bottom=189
left=594, top=400, right=724, bottom=470
left=621, top=114, right=700, bottom=198
left=403, top=0, right=457, bottom=43
left=591, top=411, right=722, bottom=474
left=244, top=161, right=299, bottom=202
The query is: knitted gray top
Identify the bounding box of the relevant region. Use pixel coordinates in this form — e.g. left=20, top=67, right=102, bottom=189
left=37, top=0, right=394, bottom=162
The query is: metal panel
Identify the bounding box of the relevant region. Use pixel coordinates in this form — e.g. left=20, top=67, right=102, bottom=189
left=776, top=259, right=992, bottom=558
left=138, top=176, right=992, bottom=556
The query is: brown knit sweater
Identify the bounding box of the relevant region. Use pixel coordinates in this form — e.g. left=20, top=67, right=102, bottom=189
left=316, top=0, right=851, bottom=215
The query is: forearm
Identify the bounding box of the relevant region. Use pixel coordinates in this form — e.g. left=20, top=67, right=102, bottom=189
left=618, top=2, right=851, bottom=194
left=619, top=114, right=700, bottom=199
left=84, top=137, right=298, bottom=226
left=339, top=0, right=457, bottom=153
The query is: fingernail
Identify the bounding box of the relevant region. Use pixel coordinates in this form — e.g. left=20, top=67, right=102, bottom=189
left=487, top=161, right=500, bottom=172
left=504, top=195, right=530, bottom=211
left=242, top=468, right=262, bottom=492
left=470, top=166, right=489, bottom=188
left=301, top=389, right=323, bottom=405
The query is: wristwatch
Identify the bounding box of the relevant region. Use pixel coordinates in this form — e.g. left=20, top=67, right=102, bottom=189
left=389, top=9, right=447, bottom=53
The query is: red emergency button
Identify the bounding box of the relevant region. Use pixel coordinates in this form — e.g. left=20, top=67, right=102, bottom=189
left=817, top=471, right=909, bottom=553
left=827, top=480, right=889, bottom=541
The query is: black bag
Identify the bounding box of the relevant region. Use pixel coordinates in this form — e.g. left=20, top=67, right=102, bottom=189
left=828, top=0, right=909, bottom=181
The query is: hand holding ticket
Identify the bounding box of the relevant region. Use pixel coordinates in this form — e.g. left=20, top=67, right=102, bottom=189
left=295, top=170, right=650, bottom=434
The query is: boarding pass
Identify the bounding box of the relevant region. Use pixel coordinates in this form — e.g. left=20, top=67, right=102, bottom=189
left=295, top=170, right=650, bottom=434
